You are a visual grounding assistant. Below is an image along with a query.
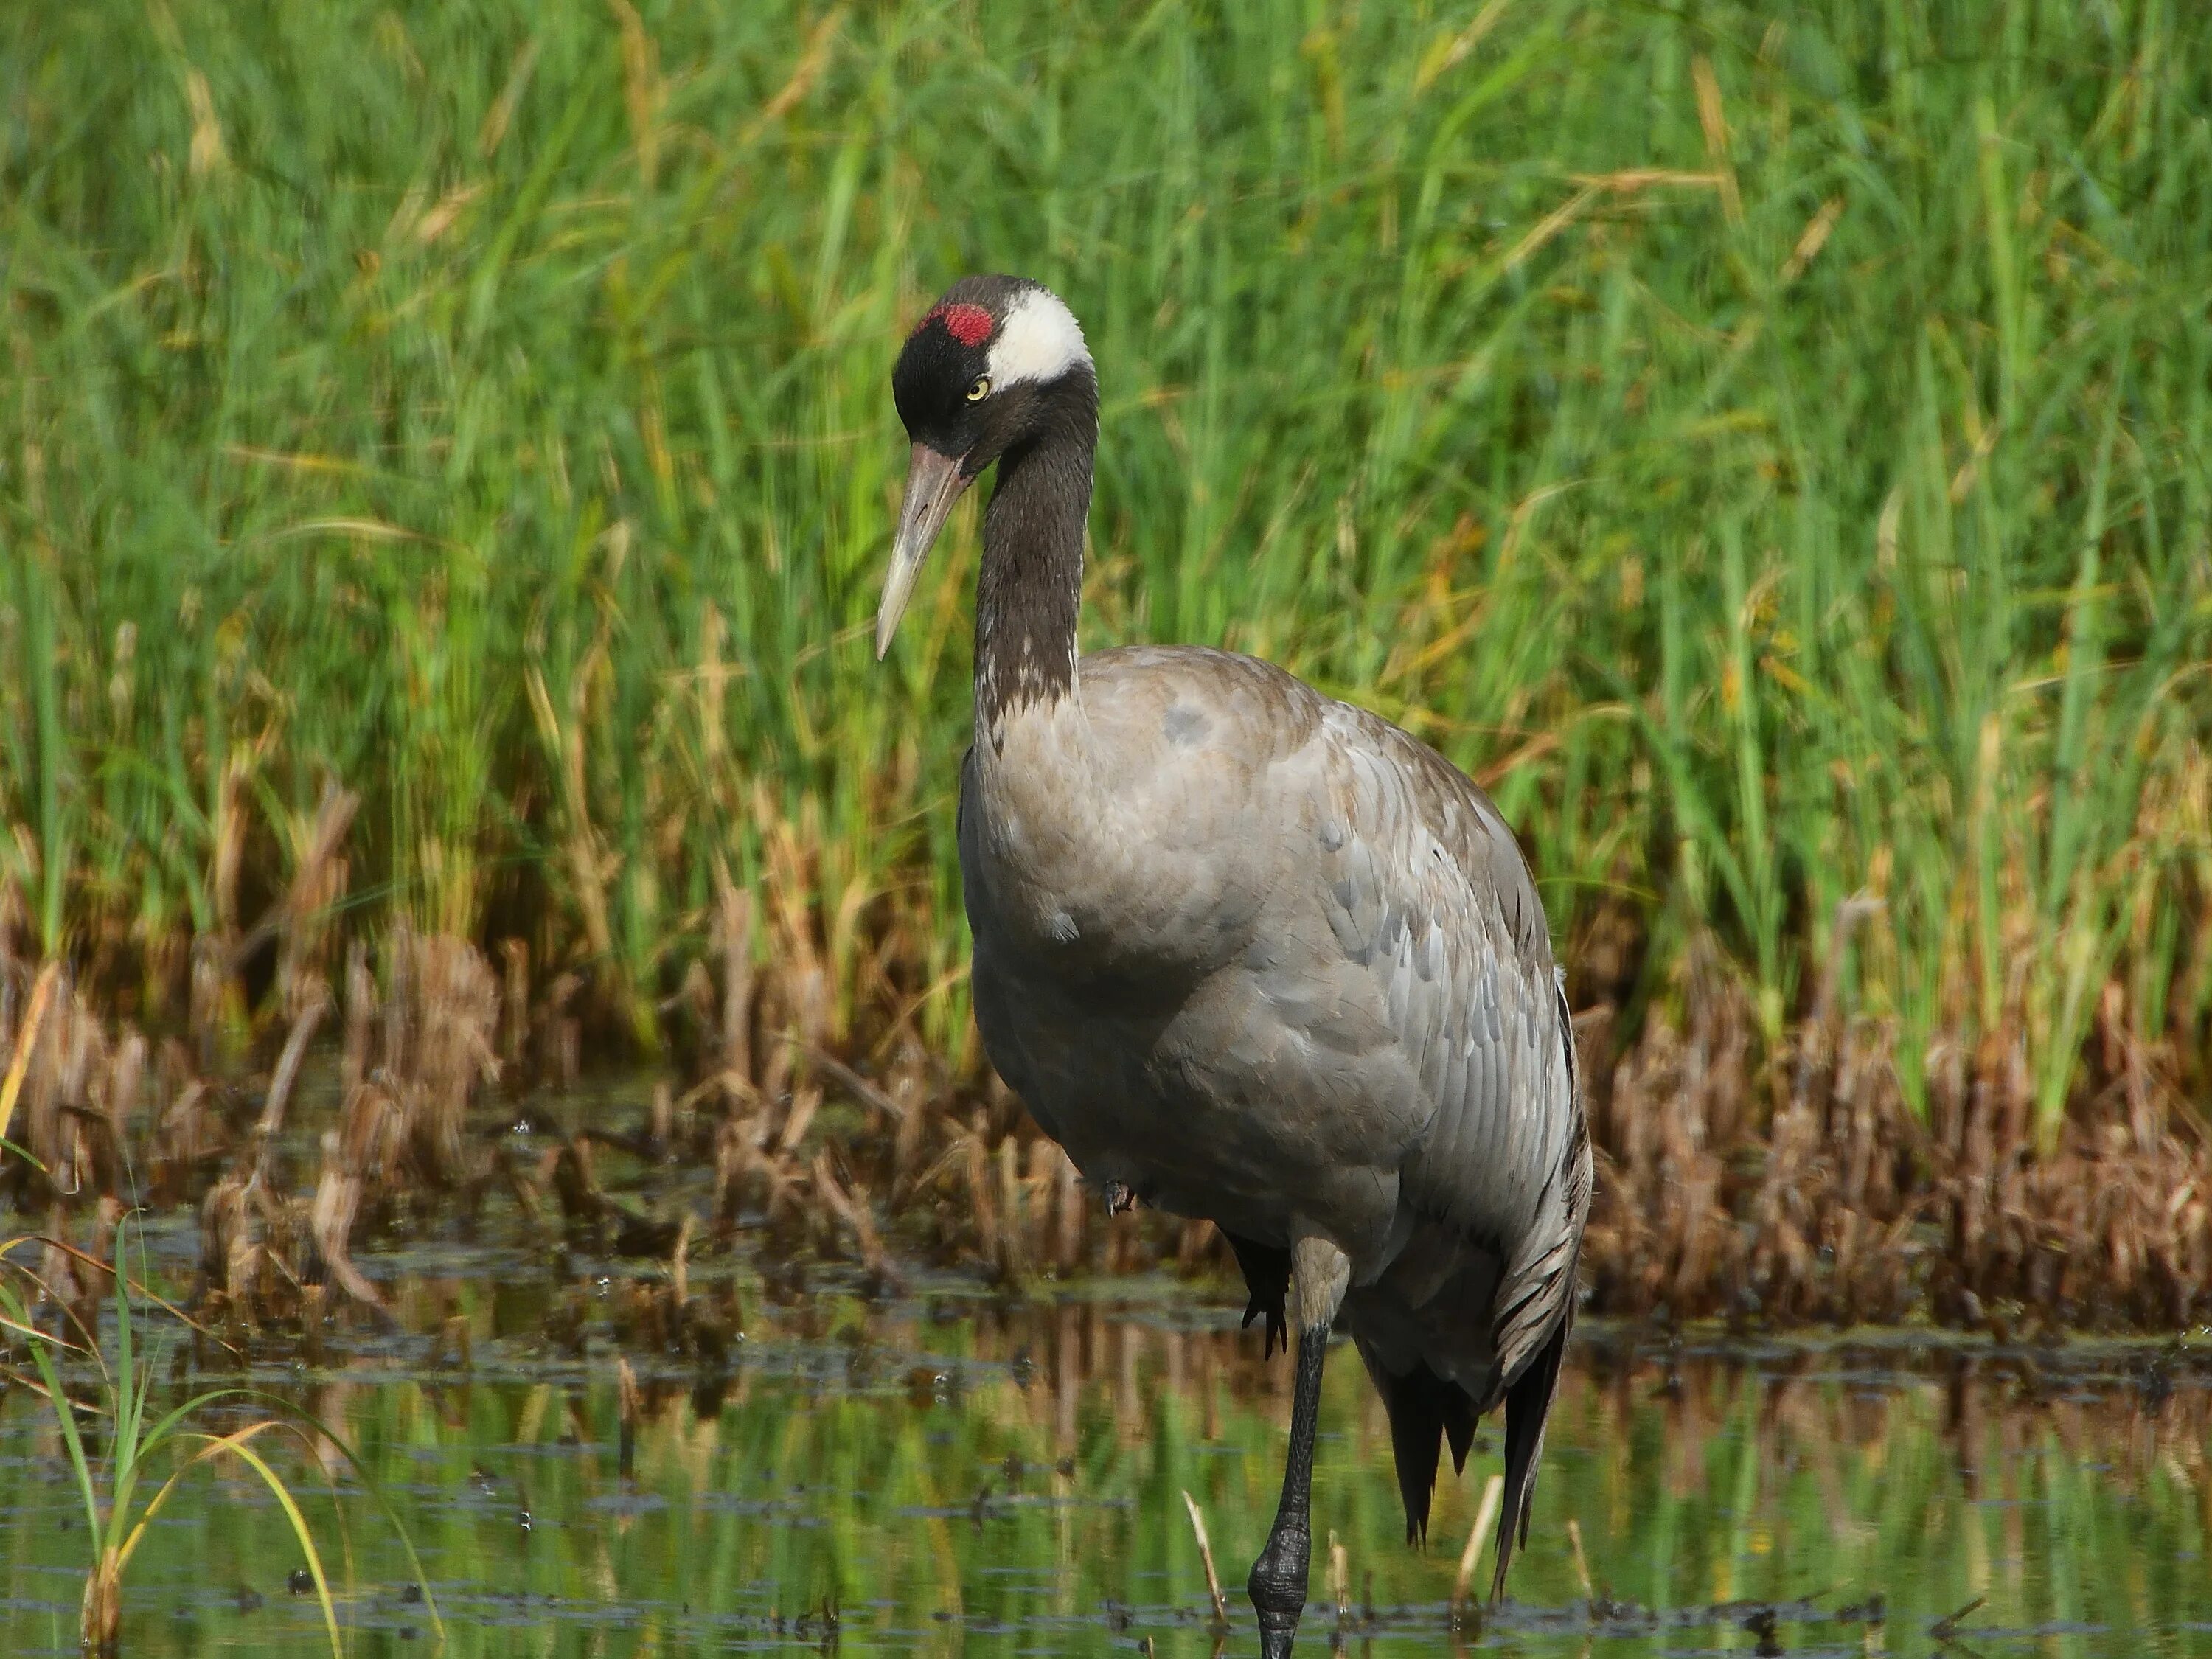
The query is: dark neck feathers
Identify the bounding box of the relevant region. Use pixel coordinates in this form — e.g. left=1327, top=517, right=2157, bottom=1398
left=974, top=369, right=1097, bottom=733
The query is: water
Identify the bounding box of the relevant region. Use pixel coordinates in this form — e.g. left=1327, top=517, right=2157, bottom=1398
left=4, top=1215, right=2209, bottom=1658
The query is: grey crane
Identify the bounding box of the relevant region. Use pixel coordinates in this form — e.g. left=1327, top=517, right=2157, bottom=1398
left=874, top=275, right=1591, bottom=1657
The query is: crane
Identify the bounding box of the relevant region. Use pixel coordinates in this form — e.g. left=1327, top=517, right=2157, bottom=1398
left=875, top=274, right=1591, bottom=1656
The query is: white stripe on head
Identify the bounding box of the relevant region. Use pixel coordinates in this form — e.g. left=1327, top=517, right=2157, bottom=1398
left=987, top=285, right=1091, bottom=388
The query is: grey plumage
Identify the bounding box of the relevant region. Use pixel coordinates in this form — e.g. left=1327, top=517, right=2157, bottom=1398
left=877, top=275, right=1591, bottom=1630
left=961, top=649, right=1591, bottom=1589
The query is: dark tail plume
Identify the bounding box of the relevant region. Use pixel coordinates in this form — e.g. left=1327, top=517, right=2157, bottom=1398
left=1368, top=1357, right=1477, bottom=1545
left=1490, top=1308, right=1570, bottom=1602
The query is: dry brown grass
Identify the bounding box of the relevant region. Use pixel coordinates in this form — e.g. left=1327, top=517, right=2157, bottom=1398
left=1582, top=935, right=2212, bottom=1330
left=1, top=785, right=2208, bottom=1346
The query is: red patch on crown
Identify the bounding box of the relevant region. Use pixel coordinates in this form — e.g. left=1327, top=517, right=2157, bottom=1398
left=924, top=302, right=994, bottom=347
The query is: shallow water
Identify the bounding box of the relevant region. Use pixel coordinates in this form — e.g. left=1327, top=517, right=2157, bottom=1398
left=7, top=1219, right=2212, bottom=1659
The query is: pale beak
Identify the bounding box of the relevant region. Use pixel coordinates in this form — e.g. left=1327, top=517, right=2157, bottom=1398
left=876, top=442, right=971, bottom=659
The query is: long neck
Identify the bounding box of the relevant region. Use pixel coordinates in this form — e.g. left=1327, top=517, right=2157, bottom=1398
left=974, top=375, right=1096, bottom=736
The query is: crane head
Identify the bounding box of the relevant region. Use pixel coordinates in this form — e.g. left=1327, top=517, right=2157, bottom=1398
left=877, top=275, right=1093, bottom=658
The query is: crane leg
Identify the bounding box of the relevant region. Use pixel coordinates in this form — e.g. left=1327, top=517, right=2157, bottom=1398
left=1248, top=1315, right=1329, bottom=1658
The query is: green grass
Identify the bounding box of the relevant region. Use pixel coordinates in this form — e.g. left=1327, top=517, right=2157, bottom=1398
left=2, top=0, right=2208, bottom=1132
left=0, top=1218, right=442, bottom=1652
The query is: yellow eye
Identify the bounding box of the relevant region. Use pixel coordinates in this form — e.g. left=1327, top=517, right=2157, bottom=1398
left=966, top=376, right=991, bottom=402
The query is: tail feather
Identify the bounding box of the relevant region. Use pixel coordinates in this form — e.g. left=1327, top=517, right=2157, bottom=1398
left=1490, top=1307, right=1571, bottom=1603
left=1442, top=1392, right=1476, bottom=1475
left=1370, top=1360, right=1477, bottom=1544
left=1383, top=1370, right=1444, bottom=1545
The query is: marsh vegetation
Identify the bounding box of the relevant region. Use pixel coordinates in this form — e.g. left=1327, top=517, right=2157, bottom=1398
left=4, top=0, right=2212, bottom=1646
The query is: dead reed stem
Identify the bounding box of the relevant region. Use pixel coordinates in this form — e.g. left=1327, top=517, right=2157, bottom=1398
left=0, top=959, right=59, bottom=1144
left=1450, top=1473, right=1505, bottom=1619
left=1181, top=1489, right=1228, bottom=1630
left=714, top=861, right=754, bottom=1084
left=1567, top=1516, right=1594, bottom=1604
left=617, top=1354, right=640, bottom=1479
left=252, top=986, right=329, bottom=1175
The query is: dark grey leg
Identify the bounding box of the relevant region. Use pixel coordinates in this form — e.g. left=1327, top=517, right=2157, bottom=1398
left=1248, top=1318, right=1329, bottom=1658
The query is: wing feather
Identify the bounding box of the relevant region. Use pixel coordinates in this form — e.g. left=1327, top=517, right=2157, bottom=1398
left=1312, top=700, right=1589, bottom=1391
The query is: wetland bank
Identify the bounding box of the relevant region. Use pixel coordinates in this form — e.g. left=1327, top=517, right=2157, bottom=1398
left=7, top=0, right=2212, bottom=1651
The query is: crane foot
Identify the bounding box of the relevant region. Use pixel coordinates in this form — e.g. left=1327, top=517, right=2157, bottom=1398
left=1248, top=1520, right=1309, bottom=1656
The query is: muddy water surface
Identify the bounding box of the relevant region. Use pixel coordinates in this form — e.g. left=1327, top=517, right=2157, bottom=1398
left=4, top=1211, right=2211, bottom=1654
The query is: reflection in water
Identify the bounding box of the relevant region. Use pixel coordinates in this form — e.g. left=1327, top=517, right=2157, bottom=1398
left=3, top=1259, right=2211, bottom=1656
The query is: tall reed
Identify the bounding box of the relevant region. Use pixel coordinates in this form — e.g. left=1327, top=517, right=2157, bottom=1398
left=1, top=0, right=2206, bottom=1141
